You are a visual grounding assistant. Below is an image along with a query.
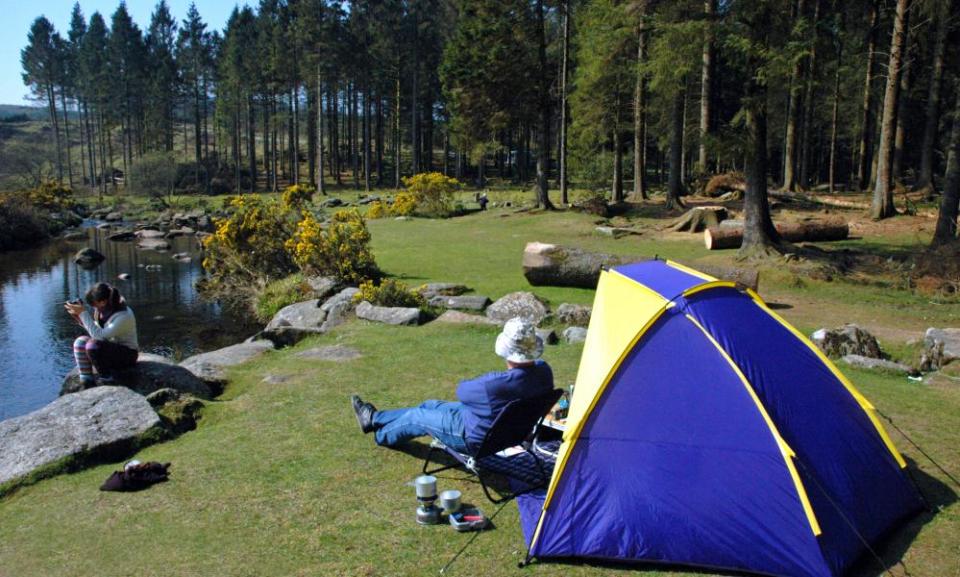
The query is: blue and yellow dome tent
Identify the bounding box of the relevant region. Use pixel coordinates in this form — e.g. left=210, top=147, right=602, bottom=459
left=517, top=259, right=922, bottom=577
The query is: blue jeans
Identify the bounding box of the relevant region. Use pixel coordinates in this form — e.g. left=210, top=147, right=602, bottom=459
left=373, top=400, right=469, bottom=452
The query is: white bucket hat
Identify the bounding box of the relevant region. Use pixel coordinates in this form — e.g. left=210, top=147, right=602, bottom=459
left=495, top=317, right=544, bottom=363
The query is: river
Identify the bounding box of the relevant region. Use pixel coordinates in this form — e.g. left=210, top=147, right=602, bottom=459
left=0, top=225, right=258, bottom=421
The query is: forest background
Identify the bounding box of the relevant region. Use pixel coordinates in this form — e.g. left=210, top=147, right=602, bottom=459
left=4, top=0, right=960, bottom=254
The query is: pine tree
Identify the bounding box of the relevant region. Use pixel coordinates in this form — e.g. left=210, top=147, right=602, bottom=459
left=21, top=17, right=63, bottom=183
left=146, top=0, right=178, bottom=152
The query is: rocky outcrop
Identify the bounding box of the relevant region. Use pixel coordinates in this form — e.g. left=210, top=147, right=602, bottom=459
left=74, top=247, right=105, bottom=268
left=485, top=292, right=549, bottom=325
left=562, top=327, right=588, bottom=344
left=0, top=387, right=160, bottom=486
left=179, top=341, right=275, bottom=386
left=556, top=303, right=592, bottom=327
left=355, top=301, right=421, bottom=326
left=137, top=238, right=171, bottom=251
left=434, top=310, right=501, bottom=326
left=306, top=276, right=342, bottom=300
left=428, top=295, right=491, bottom=311
left=536, top=328, right=559, bottom=345
left=419, top=283, right=470, bottom=299
left=842, top=355, right=913, bottom=375
left=60, top=353, right=212, bottom=398
left=924, top=328, right=960, bottom=363
left=315, top=287, right=359, bottom=331
left=259, top=300, right=328, bottom=347
left=811, top=325, right=883, bottom=359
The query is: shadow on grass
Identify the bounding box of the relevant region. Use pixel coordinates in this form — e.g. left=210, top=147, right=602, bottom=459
left=389, top=441, right=520, bottom=502
left=848, top=458, right=958, bottom=577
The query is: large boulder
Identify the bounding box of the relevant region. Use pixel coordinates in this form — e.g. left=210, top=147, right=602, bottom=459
left=261, top=300, right=327, bottom=347
left=562, top=326, right=588, bottom=344
left=811, top=324, right=883, bottom=359
left=137, top=238, right=171, bottom=251
left=419, top=283, right=470, bottom=299
left=107, top=230, right=136, bottom=242
left=318, top=287, right=360, bottom=331
left=434, top=310, right=501, bottom=326
left=485, top=292, right=549, bottom=325
left=355, top=301, right=421, bottom=326
left=180, top=341, right=275, bottom=386
left=556, top=303, right=592, bottom=327
left=842, top=354, right=913, bottom=375
left=924, top=328, right=960, bottom=363
left=306, top=276, right=342, bottom=300
left=136, top=229, right=165, bottom=239
left=61, top=353, right=212, bottom=398
left=0, top=387, right=160, bottom=486
left=74, top=247, right=105, bottom=268
left=428, top=295, right=491, bottom=311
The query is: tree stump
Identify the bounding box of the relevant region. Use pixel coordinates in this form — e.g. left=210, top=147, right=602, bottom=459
left=667, top=206, right=729, bottom=232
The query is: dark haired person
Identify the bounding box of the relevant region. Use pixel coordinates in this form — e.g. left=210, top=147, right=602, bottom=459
left=64, top=283, right=139, bottom=386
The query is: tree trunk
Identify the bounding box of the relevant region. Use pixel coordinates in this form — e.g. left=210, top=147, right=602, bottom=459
left=535, top=0, right=554, bottom=209
left=892, top=38, right=915, bottom=181
left=411, top=37, right=420, bottom=175
left=932, top=80, right=960, bottom=245
left=363, top=85, right=371, bottom=193
left=316, top=69, right=325, bottom=195
left=560, top=0, right=571, bottom=204
left=706, top=220, right=848, bottom=249
left=249, top=96, right=256, bottom=192
left=740, top=56, right=782, bottom=256
left=799, top=0, right=821, bottom=188
left=857, top=0, right=880, bottom=190
left=698, top=0, right=715, bottom=173
left=47, top=84, right=63, bottom=183
left=871, top=0, right=911, bottom=220
left=829, top=25, right=843, bottom=194
left=632, top=13, right=648, bottom=201
left=60, top=90, right=73, bottom=188
left=395, top=74, right=401, bottom=188
left=783, top=0, right=806, bottom=191
left=613, top=116, right=624, bottom=202
left=917, top=3, right=949, bottom=192
left=667, top=88, right=685, bottom=209
left=376, top=92, right=384, bottom=185
left=293, top=86, right=301, bottom=185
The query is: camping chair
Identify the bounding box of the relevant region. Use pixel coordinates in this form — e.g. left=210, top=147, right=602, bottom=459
left=422, top=389, right=564, bottom=504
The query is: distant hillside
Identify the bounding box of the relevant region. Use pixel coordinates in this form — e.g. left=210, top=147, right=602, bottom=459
left=0, top=105, right=49, bottom=122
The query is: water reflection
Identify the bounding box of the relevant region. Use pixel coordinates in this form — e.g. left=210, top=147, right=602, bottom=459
left=0, top=225, right=258, bottom=421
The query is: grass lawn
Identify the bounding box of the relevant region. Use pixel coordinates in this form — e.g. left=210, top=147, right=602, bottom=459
left=1, top=205, right=957, bottom=577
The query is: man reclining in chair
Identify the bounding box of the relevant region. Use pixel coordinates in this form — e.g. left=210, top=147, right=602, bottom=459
left=351, top=317, right=554, bottom=453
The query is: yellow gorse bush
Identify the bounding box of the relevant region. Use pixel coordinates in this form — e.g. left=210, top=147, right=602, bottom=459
left=204, top=194, right=379, bottom=292
left=401, top=172, right=462, bottom=216
left=281, top=184, right=316, bottom=210
left=366, top=200, right=388, bottom=219
left=390, top=192, right=418, bottom=216
left=19, top=180, right=75, bottom=211
left=352, top=278, right=426, bottom=308
left=285, top=209, right=378, bottom=284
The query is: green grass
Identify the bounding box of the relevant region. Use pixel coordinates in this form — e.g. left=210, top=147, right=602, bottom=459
left=1, top=206, right=957, bottom=577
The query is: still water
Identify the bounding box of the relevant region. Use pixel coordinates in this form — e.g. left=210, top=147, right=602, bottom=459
left=0, top=225, right=258, bottom=421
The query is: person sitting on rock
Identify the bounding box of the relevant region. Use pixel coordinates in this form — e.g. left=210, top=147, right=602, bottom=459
left=351, top=317, right=554, bottom=452
left=64, top=282, right=139, bottom=387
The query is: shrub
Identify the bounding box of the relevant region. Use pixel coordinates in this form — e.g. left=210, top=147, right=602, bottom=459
left=282, top=184, right=316, bottom=210
left=285, top=209, right=379, bottom=284
left=0, top=196, right=48, bottom=250
left=24, top=180, right=76, bottom=211
left=353, top=278, right=426, bottom=308
left=202, top=196, right=297, bottom=285
left=401, top=172, right=462, bottom=217
left=254, top=273, right=313, bottom=323
left=366, top=200, right=388, bottom=219
left=129, top=152, right=178, bottom=201
left=390, top=192, right=418, bottom=216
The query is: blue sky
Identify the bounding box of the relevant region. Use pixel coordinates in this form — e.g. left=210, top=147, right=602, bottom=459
left=2, top=1, right=241, bottom=106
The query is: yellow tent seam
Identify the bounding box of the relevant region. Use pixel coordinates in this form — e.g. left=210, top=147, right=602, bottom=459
left=665, top=260, right=717, bottom=282
left=685, top=314, right=823, bottom=537
left=682, top=280, right=737, bottom=297
left=747, top=296, right=906, bottom=469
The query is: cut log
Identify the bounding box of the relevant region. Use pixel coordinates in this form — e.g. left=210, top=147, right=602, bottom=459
left=667, top=206, right=728, bottom=232
left=522, top=242, right=759, bottom=291
left=705, top=221, right=849, bottom=250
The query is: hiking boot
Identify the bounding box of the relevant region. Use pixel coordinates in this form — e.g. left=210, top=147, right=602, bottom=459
left=351, top=395, right=377, bottom=434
